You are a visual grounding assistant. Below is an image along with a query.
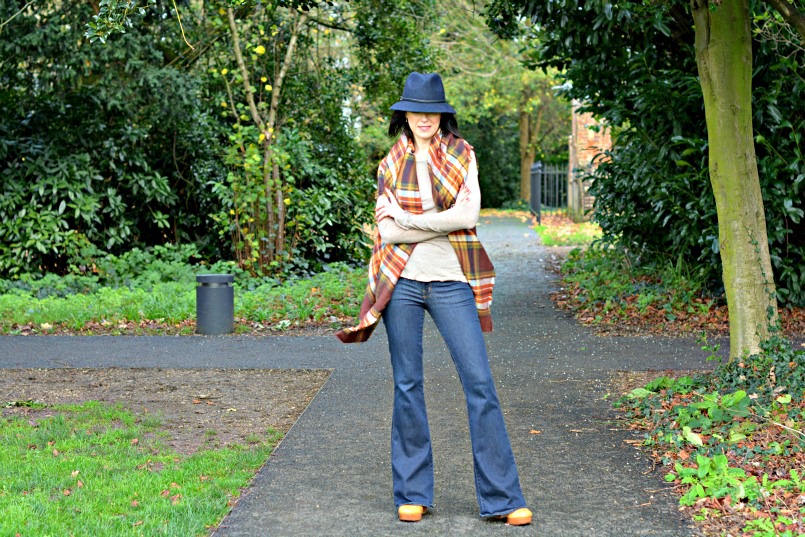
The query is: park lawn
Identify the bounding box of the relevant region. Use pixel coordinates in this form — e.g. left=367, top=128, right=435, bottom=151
left=535, top=221, right=602, bottom=246
left=535, top=213, right=602, bottom=247
left=0, top=264, right=365, bottom=335
left=0, top=401, right=279, bottom=536
left=478, top=207, right=602, bottom=246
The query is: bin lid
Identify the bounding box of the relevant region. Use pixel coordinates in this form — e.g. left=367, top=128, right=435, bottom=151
left=196, top=274, right=234, bottom=284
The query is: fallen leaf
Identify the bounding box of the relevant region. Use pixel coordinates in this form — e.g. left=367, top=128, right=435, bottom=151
left=77, top=480, right=83, bottom=488
left=161, top=489, right=170, bottom=497
left=131, top=438, right=139, bottom=445
left=52, top=449, right=59, bottom=457
left=170, top=493, right=182, bottom=505
left=192, top=399, right=201, bottom=404
left=63, top=489, right=71, bottom=496
left=132, top=520, right=143, bottom=527
left=226, top=408, right=238, bottom=412
left=131, top=500, right=139, bottom=507
left=529, top=430, right=542, bottom=435
left=71, top=470, right=80, bottom=478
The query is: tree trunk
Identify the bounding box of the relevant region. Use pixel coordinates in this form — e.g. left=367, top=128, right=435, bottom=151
left=274, top=162, right=285, bottom=256
left=519, top=109, right=531, bottom=201
left=227, top=8, right=307, bottom=271
left=519, top=105, right=544, bottom=202
left=692, top=0, right=778, bottom=360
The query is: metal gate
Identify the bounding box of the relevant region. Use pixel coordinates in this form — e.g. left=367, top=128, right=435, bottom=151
left=530, top=162, right=568, bottom=224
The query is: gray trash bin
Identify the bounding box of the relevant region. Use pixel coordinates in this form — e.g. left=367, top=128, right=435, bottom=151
left=196, top=274, right=234, bottom=335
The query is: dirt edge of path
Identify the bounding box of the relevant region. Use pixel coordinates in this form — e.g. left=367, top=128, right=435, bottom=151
left=1, top=367, right=331, bottom=454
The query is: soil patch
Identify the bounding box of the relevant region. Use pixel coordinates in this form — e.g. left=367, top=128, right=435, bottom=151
left=1, top=368, right=331, bottom=454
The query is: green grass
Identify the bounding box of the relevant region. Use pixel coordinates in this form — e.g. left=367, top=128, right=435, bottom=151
left=0, top=401, right=280, bottom=536
left=534, top=221, right=602, bottom=246
left=236, top=265, right=364, bottom=325
left=0, top=263, right=365, bottom=333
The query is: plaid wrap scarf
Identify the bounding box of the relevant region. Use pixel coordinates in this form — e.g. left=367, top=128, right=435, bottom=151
left=336, top=131, right=495, bottom=344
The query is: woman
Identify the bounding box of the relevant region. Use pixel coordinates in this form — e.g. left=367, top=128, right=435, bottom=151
left=336, top=72, right=531, bottom=526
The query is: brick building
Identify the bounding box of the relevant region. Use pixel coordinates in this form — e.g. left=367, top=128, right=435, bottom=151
left=567, top=101, right=611, bottom=219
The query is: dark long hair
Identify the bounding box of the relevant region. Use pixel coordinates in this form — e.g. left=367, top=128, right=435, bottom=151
left=388, top=110, right=462, bottom=140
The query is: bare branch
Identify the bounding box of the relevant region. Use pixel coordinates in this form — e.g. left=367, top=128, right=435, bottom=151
left=266, top=12, right=309, bottom=137
left=755, top=17, right=805, bottom=57
left=170, top=0, right=194, bottom=49
left=0, top=0, right=36, bottom=33
left=307, top=15, right=350, bottom=33
left=763, top=0, right=805, bottom=42
left=226, top=7, right=265, bottom=132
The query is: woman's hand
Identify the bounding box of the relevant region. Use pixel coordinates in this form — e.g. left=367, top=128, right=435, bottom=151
left=454, top=183, right=472, bottom=207
left=375, top=193, right=406, bottom=222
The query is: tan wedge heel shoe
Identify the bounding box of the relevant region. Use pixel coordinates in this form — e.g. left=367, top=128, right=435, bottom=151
left=398, top=504, right=427, bottom=522
left=494, top=507, right=532, bottom=526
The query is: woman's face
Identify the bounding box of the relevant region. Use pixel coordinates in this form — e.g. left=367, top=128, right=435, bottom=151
left=406, top=112, right=441, bottom=144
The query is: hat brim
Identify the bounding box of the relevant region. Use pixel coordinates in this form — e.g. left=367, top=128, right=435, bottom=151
left=390, top=100, right=456, bottom=114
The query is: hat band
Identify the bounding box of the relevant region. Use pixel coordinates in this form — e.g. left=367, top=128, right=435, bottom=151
left=400, top=97, right=447, bottom=104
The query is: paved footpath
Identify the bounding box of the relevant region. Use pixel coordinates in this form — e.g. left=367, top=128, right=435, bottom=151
left=0, top=216, right=715, bottom=536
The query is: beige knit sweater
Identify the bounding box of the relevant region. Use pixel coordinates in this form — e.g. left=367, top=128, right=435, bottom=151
left=376, top=151, right=481, bottom=282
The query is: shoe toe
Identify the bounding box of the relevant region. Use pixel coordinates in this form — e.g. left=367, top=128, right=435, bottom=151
left=506, top=508, right=532, bottom=525
left=398, top=504, right=426, bottom=522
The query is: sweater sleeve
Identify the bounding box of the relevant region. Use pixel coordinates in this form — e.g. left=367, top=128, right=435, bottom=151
left=376, top=217, right=447, bottom=245
left=394, top=152, right=481, bottom=233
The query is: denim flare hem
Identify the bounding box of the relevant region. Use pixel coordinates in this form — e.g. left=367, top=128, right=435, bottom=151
left=481, top=504, right=530, bottom=519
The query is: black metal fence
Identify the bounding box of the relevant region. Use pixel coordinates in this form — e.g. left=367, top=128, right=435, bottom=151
left=530, top=162, right=569, bottom=224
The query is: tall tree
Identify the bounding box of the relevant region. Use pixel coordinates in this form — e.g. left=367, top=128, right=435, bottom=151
left=0, top=0, right=226, bottom=275
left=486, top=0, right=805, bottom=359
left=76, top=0, right=438, bottom=275
left=222, top=5, right=309, bottom=269
left=430, top=0, right=569, bottom=204
left=514, top=71, right=567, bottom=201
left=691, top=0, right=777, bottom=356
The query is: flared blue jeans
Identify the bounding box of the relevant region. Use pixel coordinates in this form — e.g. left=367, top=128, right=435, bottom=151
left=382, top=278, right=526, bottom=517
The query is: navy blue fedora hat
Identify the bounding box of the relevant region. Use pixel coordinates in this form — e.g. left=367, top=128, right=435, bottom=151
left=390, top=72, right=456, bottom=114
